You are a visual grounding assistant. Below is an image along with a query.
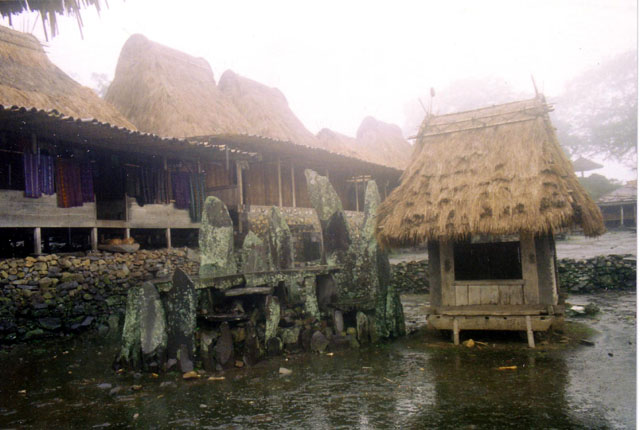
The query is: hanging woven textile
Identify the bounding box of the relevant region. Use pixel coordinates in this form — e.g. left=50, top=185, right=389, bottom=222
left=80, top=162, right=94, bottom=203
left=39, top=155, right=55, bottom=195
left=55, top=159, right=83, bottom=208
left=23, top=152, right=41, bottom=198
left=188, top=172, right=206, bottom=222
left=171, top=171, right=190, bottom=210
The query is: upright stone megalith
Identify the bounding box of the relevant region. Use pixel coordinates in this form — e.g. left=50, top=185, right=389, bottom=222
left=199, top=196, right=237, bottom=279
left=165, top=268, right=197, bottom=372
left=116, top=281, right=167, bottom=371
left=241, top=230, right=274, bottom=287
left=267, top=206, right=294, bottom=269
left=304, top=169, right=351, bottom=265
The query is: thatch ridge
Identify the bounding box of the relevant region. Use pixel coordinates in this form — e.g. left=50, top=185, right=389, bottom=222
left=105, top=34, right=250, bottom=138
left=0, top=25, right=135, bottom=129
left=376, top=96, right=605, bottom=246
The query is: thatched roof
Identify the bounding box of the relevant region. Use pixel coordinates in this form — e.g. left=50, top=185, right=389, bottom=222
left=316, top=117, right=413, bottom=170
left=218, top=70, right=324, bottom=149
left=0, top=0, right=103, bottom=40
left=572, top=156, right=603, bottom=172
left=105, top=34, right=250, bottom=138
left=376, top=96, right=605, bottom=246
left=0, top=25, right=135, bottom=129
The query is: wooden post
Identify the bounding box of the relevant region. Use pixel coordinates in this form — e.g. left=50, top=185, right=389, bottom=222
left=452, top=318, right=460, bottom=345
left=526, top=316, right=535, bottom=348
left=355, top=181, right=359, bottom=212
left=124, top=228, right=130, bottom=239
left=277, top=158, right=283, bottom=207
left=166, top=228, right=172, bottom=249
left=33, top=227, right=42, bottom=256
left=90, top=228, right=98, bottom=252
left=290, top=162, right=296, bottom=208
left=439, top=241, right=455, bottom=306
left=620, top=205, right=624, bottom=227
left=520, top=234, right=540, bottom=305
left=236, top=162, right=244, bottom=207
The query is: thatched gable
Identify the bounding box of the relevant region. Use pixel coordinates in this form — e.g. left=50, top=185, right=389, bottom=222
left=105, top=34, right=251, bottom=138
left=218, top=70, right=324, bottom=149
left=376, top=96, right=605, bottom=246
left=316, top=117, right=413, bottom=170
left=0, top=25, right=135, bottom=129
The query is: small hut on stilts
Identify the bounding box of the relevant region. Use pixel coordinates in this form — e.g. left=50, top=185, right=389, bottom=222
left=376, top=95, right=605, bottom=347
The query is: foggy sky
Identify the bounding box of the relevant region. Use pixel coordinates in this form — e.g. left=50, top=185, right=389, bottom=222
left=1, top=0, right=637, bottom=179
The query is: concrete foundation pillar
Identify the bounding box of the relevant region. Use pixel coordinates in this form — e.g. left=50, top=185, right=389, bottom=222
left=33, top=227, right=42, bottom=255
left=166, top=228, right=172, bottom=249
left=90, top=227, right=98, bottom=251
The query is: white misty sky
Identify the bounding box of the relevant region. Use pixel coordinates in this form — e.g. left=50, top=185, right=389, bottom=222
left=2, top=0, right=637, bottom=180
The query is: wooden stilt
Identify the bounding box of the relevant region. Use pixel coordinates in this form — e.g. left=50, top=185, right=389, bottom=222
left=90, top=227, right=98, bottom=251
left=124, top=228, right=130, bottom=239
left=526, top=315, right=535, bottom=348
left=290, top=162, right=296, bottom=208
left=166, top=228, right=172, bottom=249
left=277, top=158, right=282, bottom=207
left=452, top=317, right=460, bottom=345
left=33, top=227, right=42, bottom=255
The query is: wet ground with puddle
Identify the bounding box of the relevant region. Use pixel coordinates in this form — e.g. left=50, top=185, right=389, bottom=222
left=0, top=289, right=634, bottom=429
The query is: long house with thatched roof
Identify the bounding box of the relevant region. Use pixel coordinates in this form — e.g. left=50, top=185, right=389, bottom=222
left=376, top=95, right=605, bottom=347
left=0, top=26, right=407, bottom=260
left=103, top=34, right=407, bottom=258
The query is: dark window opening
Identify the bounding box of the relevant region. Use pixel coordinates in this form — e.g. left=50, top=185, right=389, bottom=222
left=454, top=241, right=522, bottom=280
left=0, top=152, right=24, bottom=191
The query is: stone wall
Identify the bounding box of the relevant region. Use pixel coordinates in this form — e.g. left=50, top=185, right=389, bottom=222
left=0, top=249, right=198, bottom=343
left=558, top=255, right=636, bottom=293
left=390, top=260, right=430, bottom=294
left=389, top=255, right=637, bottom=295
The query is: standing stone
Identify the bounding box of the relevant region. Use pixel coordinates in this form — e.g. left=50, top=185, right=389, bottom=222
left=280, top=326, right=301, bottom=347
left=200, top=330, right=217, bottom=372
left=264, top=295, right=281, bottom=346
left=165, top=268, right=196, bottom=372
left=199, top=197, right=237, bottom=280
left=385, top=285, right=406, bottom=338
left=116, top=282, right=167, bottom=371
left=241, top=231, right=274, bottom=287
left=302, top=276, right=320, bottom=320
left=310, top=330, right=329, bottom=353
left=243, top=323, right=261, bottom=366
left=356, top=311, right=370, bottom=344
left=304, top=169, right=352, bottom=265
left=267, top=207, right=294, bottom=269
left=333, top=309, right=344, bottom=334
left=214, top=322, right=234, bottom=369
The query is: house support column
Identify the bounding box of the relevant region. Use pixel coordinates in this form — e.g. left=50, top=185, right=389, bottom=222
left=236, top=162, right=244, bottom=234
left=355, top=181, right=359, bottom=212
left=33, top=227, right=42, bottom=256
left=620, top=205, right=624, bottom=227
left=90, top=228, right=98, bottom=252
left=452, top=317, right=460, bottom=345
left=526, top=316, right=535, bottom=348
left=166, top=228, right=172, bottom=249
left=124, top=228, right=130, bottom=239
left=277, top=158, right=283, bottom=207
left=290, top=162, right=296, bottom=208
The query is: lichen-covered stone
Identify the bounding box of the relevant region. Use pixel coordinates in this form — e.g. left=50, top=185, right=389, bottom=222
left=384, top=285, right=406, bottom=338
left=264, top=295, right=281, bottom=346
left=241, top=231, right=274, bottom=287
left=214, top=322, right=234, bottom=369
left=302, top=276, right=320, bottom=320
left=356, top=311, right=369, bottom=344
left=304, top=169, right=352, bottom=265
left=116, top=282, right=167, bottom=370
left=165, top=268, right=196, bottom=370
left=310, top=330, right=329, bottom=353
left=267, top=207, right=294, bottom=270
left=199, top=196, right=237, bottom=281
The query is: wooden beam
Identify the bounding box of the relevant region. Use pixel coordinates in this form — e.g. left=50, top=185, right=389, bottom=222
left=236, top=162, right=244, bottom=207
left=277, top=157, right=283, bottom=207
left=520, top=234, right=540, bottom=305
left=440, top=241, right=455, bottom=306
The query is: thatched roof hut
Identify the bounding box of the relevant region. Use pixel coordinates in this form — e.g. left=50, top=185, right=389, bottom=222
left=105, top=34, right=251, bottom=138
left=0, top=25, right=135, bottom=129
left=377, top=96, right=605, bottom=247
